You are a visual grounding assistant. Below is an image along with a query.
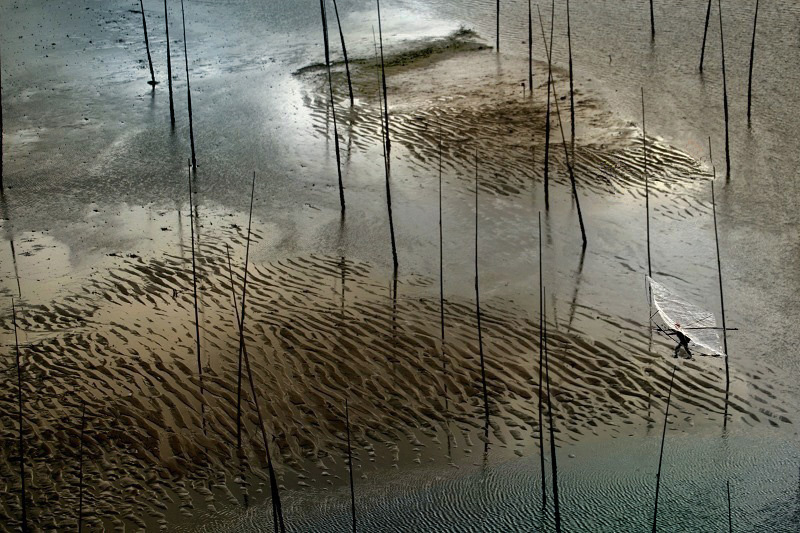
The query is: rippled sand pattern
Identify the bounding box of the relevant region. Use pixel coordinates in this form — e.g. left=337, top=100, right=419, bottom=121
left=0, top=221, right=791, bottom=530
left=297, top=34, right=712, bottom=209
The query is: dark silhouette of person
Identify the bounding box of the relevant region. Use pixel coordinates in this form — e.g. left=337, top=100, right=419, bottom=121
left=671, top=328, right=692, bottom=358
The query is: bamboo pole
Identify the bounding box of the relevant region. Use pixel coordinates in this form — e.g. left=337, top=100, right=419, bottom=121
left=1, top=46, right=4, bottom=190
left=538, top=212, right=547, bottom=508
left=475, top=149, right=489, bottom=437
left=187, top=165, right=203, bottom=390
left=180, top=0, right=197, bottom=169
left=331, top=0, right=354, bottom=107
left=699, top=0, right=712, bottom=72
left=543, top=288, right=561, bottom=532
left=496, top=0, right=500, bottom=52
left=235, top=172, right=257, bottom=450
left=718, top=0, right=730, bottom=180
left=747, top=0, right=759, bottom=124
left=726, top=480, right=732, bottom=532
left=321, top=0, right=346, bottom=212
left=224, top=245, right=286, bottom=532
left=542, top=1, right=554, bottom=210
left=709, top=136, right=713, bottom=165
left=78, top=399, right=86, bottom=532
left=345, top=399, right=356, bottom=532
left=373, top=30, right=385, bottom=176
left=376, top=0, right=390, bottom=155
left=12, top=300, right=28, bottom=531
left=649, top=0, right=656, bottom=40
left=567, top=0, right=575, bottom=160
left=438, top=128, right=450, bottom=417
left=711, top=180, right=729, bottom=391
left=537, top=10, right=587, bottom=247
left=643, top=88, right=652, bottom=278
left=527, top=1, right=533, bottom=95
left=552, top=95, right=587, bottom=246
left=244, top=313, right=285, bottom=533
left=139, top=0, right=158, bottom=86
left=542, top=289, right=561, bottom=533
left=652, top=365, right=677, bottom=533
left=164, top=0, right=175, bottom=125
left=438, top=129, right=446, bottom=378
left=374, top=29, right=398, bottom=270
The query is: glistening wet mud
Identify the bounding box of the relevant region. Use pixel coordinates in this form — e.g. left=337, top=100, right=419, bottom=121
left=1, top=0, right=799, bottom=531
left=1, top=217, right=793, bottom=530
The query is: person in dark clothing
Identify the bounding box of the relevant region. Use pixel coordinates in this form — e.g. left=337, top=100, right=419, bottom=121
left=670, top=329, right=692, bottom=358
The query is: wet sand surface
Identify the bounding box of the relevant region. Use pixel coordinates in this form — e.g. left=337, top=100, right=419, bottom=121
left=1, top=0, right=799, bottom=531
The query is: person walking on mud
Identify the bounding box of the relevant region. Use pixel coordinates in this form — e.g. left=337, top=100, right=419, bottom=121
left=670, top=327, right=692, bottom=358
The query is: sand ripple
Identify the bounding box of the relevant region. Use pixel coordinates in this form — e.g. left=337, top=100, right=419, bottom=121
left=0, top=220, right=791, bottom=530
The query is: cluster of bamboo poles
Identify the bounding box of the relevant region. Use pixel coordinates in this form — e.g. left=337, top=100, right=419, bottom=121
left=2, top=1, right=770, bottom=530
left=640, top=1, right=743, bottom=526
left=502, top=0, right=761, bottom=190
left=699, top=0, right=760, bottom=180
left=641, top=15, right=737, bottom=528
left=125, top=0, right=195, bottom=167
left=522, top=1, right=746, bottom=528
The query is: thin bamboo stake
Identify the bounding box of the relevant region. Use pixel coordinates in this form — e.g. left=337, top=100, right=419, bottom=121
left=376, top=0, right=390, bottom=155
left=718, top=0, right=730, bottom=180
left=383, top=144, right=397, bottom=272
left=224, top=245, right=286, bottom=532
left=235, top=172, right=257, bottom=450
left=496, top=0, right=500, bottom=52
left=567, top=0, right=575, bottom=160
left=711, top=180, right=729, bottom=391
left=475, top=149, right=489, bottom=437
left=164, top=0, right=175, bottom=125
left=649, top=0, right=656, bottom=40
left=12, top=300, right=28, bottom=531
left=527, top=1, right=533, bottom=95
left=78, top=399, right=86, bottom=532
left=373, top=30, right=386, bottom=177
left=9, top=238, right=21, bottom=299
left=321, top=0, right=346, bottom=212
left=747, top=0, right=759, bottom=124
left=553, top=90, right=586, bottom=246
left=139, top=0, right=158, bottom=86
left=345, top=399, right=356, bottom=532
left=652, top=365, right=677, bottom=533
left=374, top=29, right=397, bottom=270
left=331, top=0, right=354, bottom=107
left=245, top=317, right=285, bottom=533
left=438, top=129, right=446, bottom=385
left=1, top=47, right=4, bottom=189
left=187, top=165, right=203, bottom=389
left=543, top=288, right=561, bottom=532
left=438, top=128, right=450, bottom=421
left=726, top=480, right=732, bottom=532
left=643, top=88, right=652, bottom=278
left=538, top=212, right=547, bottom=508
left=180, top=0, right=197, bottom=169
left=709, top=136, right=713, bottom=165
left=699, top=0, right=712, bottom=72
left=537, top=11, right=587, bottom=247
left=542, top=1, right=554, bottom=210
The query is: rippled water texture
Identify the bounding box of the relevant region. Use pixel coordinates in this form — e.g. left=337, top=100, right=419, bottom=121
left=1, top=0, right=799, bottom=531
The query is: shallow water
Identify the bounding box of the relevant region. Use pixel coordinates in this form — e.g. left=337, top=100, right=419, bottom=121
left=1, top=0, right=798, bottom=531
left=190, top=433, right=800, bottom=532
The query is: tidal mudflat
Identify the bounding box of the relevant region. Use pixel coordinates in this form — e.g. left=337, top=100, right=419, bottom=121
left=1, top=1, right=798, bottom=531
